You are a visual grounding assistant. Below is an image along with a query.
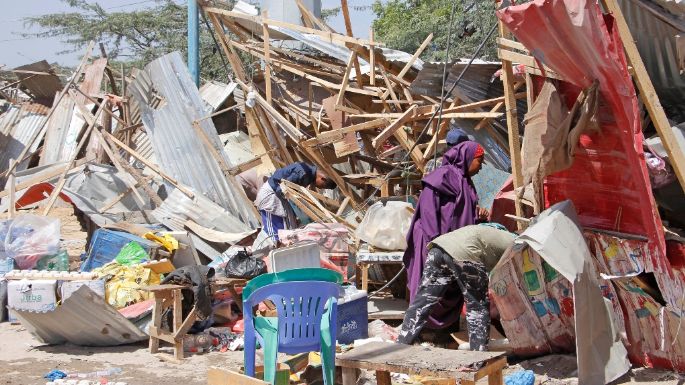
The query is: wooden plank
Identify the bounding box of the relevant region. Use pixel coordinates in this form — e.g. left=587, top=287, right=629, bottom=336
left=601, top=0, right=685, bottom=193
left=341, top=367, right=358, bottom=385
left=369, top=28, right=376, bottom=86
left=208, top=368, right=269, bottom=385
left=397, top=33, right=433, bottom=81
left=336, top=52, right=357, bottom=108
left=7, top=159, right=15, bottom=219
left=341, top=0, right=363, bottom=88
left=497, top=49, right=562, bottom=80
left=376, top=371, right=392, bottom=385
left=172, top=307, right=198, bottom=340
left=295, top=0, right=333, bottom=32
left=172, top=288, right=184, bottom=361
left=149, top=294, right=163, bottom=354
left=204, top=7, right=378, bottom=46
left=372, top=105, right=417, bottom=149
left=302, top=118, right=389, bottom=147
left=497, top=14, right=525, bottom=229
left=262, top=10, right=272, bottom=104
left=335, top=341, right=504, bottom=380
left=393, top=127, right=425, bottom=171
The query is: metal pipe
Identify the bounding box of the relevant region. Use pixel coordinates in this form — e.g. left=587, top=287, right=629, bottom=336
left=188, top=0, right=200, bottom=86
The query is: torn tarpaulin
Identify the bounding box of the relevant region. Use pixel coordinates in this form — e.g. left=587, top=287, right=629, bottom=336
left=491, top=200, right=630, bottom=384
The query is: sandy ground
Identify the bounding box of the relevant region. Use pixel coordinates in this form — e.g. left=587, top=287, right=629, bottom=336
left=0, top=323, right=681, bottom=385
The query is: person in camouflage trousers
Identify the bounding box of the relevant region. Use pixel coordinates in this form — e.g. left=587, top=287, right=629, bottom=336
left=398, top=225, right=515, bottom=351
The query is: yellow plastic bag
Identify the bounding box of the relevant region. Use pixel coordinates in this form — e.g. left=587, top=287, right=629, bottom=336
left=93, top=262, right=161, bottom=308
left=143, top=232, right=178, bottom=252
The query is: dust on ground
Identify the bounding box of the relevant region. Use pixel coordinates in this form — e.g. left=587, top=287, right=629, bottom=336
left=0, top=323, right=681, bottom=385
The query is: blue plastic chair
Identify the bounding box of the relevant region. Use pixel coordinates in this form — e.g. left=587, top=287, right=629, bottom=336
left=243, top=281, right=339, bottom=385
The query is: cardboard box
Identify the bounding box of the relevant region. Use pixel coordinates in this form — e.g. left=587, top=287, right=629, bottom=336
left=7, top=279, right=57, bottom=313
left=60, top=280, right=105, bottom=301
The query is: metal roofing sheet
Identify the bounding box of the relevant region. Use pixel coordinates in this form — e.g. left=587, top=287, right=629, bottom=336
left=619, top=0, right=685, bottom=122
left=12, top=285, right=147, bottom=346
left=12, top=60, right=62, bottom=105
left=199, top=80, right=237, bottom=112
left=128, top=52, right=260, bottom=229
left=0, top=103, right=48, bottom=177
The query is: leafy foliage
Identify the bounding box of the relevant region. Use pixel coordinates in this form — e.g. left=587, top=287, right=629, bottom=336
left=23, top=0, right=232, bottom=81
left=371, top=0, right=499, bottom=62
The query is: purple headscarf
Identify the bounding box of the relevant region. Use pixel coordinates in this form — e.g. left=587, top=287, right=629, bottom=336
left=403, top=141, right=481, bottom=328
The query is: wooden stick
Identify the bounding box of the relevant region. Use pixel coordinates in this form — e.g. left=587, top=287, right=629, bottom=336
left=341, top=0, right=363, bottom=88
left=369, top=28, right=376, bottom=86
left=397, top=33, right=433, bottom=81
left=600, top=0, right=685, bottom=193
left=336, top=52, right=357, bottom=108
left=99, top=42, right=119, bottom=95
left=372, top=105, right=417, bottom=149
left=302, top=118, right=390, bottom=147
left=497, top=4, right=524, bottom=229
left=7, top=159, right=15, bottom=219
left=262, top=10, right=272, bottom=104
left=104, top=132, right=195, bottom=198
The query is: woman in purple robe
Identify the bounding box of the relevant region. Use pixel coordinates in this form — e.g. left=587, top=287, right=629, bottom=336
left=403, top=140, right=486, bottom=329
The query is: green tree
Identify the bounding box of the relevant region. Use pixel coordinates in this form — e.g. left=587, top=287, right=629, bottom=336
left=23, top=0, right=233, bottom=81
left=371, top=0, right=499, bottom=62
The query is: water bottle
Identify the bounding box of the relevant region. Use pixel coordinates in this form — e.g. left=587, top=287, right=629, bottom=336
left=66, top=367, right=122, bottom=378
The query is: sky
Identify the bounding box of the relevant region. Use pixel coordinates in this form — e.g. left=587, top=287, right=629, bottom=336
left=0, top=0, right=377, bottom=69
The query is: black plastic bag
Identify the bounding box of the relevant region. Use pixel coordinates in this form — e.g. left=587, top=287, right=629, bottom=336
left=224, top=249, right=266, bottom=279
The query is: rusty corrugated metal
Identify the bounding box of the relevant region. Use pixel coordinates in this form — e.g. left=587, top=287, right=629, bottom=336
left=128, top=52, right=260, bottom=228
left=619, top=0, right=685, bottom=122
left=12, top=60, right=62, bottom=106
left=12, top=285, right=147, bottom=346
left=0, top=103, right=48, bottom=177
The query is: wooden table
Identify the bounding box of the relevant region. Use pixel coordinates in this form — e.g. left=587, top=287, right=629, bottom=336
left=143, top=278, right=246, bottom=362
left=336, top=341, right=506, bottom=385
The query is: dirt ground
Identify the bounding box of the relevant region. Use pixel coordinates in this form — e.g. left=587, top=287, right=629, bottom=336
left=0, top=323, right=681, bottom=385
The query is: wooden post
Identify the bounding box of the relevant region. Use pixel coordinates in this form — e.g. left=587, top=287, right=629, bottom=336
left=341, top=0, right=363, bottom=88
left=496, top=3, right=525, bottom=229
left=262, top=10, right=272, bottom=104
left=172, top=288, right=184, bottom=361
left=600, top=0, right=685, bottom=193
left=7, top=159, right=15, bottom=219
left=369, top=28, right=376, bottom=86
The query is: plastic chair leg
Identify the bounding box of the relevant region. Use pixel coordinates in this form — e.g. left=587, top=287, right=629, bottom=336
left=262, top=334, right=279, bottom=384
left=244, top=335, right=256, bottom=377
left=320, top=304, right=336, bottom=385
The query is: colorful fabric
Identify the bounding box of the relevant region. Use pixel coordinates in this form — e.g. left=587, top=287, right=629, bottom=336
left=403, top=140, right=480, bottom=329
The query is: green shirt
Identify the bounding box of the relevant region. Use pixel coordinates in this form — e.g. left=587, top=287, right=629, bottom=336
left=429, top=225, right=515, bottom=272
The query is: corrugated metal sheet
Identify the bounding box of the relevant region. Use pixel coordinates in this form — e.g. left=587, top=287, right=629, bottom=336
left=220, top=131, right=255, bottom=165
left=128, top=52, right=260, bottom=229
left=0, top=103, right=48, bottom=177
left=39, top=94, right=92, bottom=166
left=199, top=80, right=237, bottom=112
left=152, top=187, right=256, bottom=258
left=12, top=60, right=62, bottom=105
left=619, top=0, right=685, bottom=122
left=12, top=285, right=147, bottom=346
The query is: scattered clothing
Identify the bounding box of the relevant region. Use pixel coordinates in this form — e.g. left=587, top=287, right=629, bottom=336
left=44, top=369, right=67, bottom=381
left=161, top=265, right=215, bottom=323
left=403, top=141, right=481, bottom=329
left=504, top=370, right=536, bottom=385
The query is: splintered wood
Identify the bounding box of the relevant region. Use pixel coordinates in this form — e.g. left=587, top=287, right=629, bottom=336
left=201, top=2, right=514, bottom=214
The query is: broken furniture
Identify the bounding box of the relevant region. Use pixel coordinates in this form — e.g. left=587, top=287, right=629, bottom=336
left=336, top=341, right=506, bottom=385
left=356, top=248, right=408, bottom=320
left=243, top=279, right=339, bottom=385
left=144, top=278, right=246, bottom=362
